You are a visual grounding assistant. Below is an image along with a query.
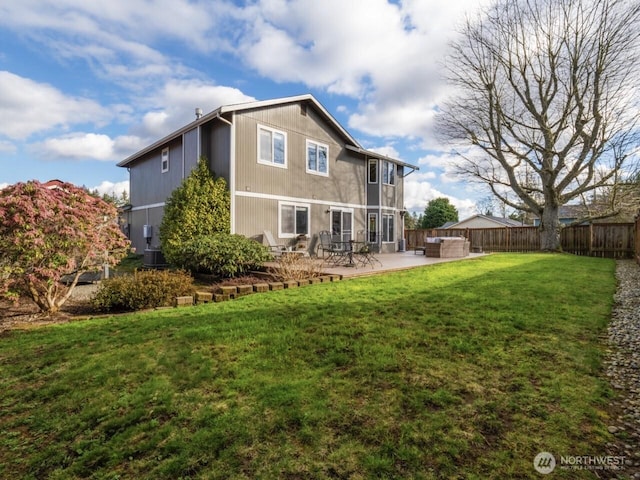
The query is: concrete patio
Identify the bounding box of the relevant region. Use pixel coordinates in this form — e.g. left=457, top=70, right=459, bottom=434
left=319, top=250, right=486, bottom=278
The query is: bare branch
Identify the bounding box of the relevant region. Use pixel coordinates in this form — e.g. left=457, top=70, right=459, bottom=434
left=438, top=0, right=640, bottom=249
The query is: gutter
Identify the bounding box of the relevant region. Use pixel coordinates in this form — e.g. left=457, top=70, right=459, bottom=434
left=345, top=144, right=419, bottom=172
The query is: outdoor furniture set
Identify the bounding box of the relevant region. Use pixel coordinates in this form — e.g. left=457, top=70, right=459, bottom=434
left=263, top=231, right=310, bottom=257
left=420, top=236, right=470, bottom=258
left=317, top=230, right=381, bottom=268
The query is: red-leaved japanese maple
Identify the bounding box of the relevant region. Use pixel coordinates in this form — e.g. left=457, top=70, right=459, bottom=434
left=0, top=181, right=130, bottom=314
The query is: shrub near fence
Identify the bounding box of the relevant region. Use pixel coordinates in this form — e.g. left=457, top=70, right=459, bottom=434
left=405, top=223, right=635, bottom=259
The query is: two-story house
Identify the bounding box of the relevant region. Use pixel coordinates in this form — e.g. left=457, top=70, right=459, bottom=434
left=118, top=94, right=418, bottom=256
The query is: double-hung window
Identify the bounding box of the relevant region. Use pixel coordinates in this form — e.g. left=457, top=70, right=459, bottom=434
left=161, top=147, right=169, bottom=173
left=368, top=159, right=378, bottom=183
left=306, top=140, right=328, bottom=176
left=382, top=213, right=395, bottom=242
left=382, top=161, right=395, bottom=185
left=280, top=202, right=310, bottom=238
left=258, top=125, right=287, bottom=167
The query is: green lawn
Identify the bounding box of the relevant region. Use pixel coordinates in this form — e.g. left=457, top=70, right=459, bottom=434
left=0, top=254, right=617, bottom=479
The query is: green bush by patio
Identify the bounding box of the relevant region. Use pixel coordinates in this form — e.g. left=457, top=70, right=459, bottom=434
left=170, top=233, right=272, bottom=277
left=0, top=254, right=617, bottom=479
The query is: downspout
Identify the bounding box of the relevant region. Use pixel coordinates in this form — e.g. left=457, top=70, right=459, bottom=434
left=396, top=164, right=400, bottom=251
left=181, top=133, right=186, bottom=179
left=378, top=158, right=383, bottom=252
left=228, top=113, right=236, bottom=234
left=196, top=122, right=201, bottom=161
left=364, top=155, right=368, bottom=242
left=215, top=112, right=233, bottom=127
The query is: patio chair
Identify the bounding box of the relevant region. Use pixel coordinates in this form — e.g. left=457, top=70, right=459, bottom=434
left=318, top=230, right=347, bottom=265
left=356, top=230, right=382, bottom=268
left=263, top=230, right=288, bottom=256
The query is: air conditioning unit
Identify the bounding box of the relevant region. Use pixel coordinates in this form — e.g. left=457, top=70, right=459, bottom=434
left=144, top=248, right=167, bottom=268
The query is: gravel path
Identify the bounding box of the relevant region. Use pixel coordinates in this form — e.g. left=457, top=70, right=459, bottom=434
left=605, top=259, right=640, bottom=478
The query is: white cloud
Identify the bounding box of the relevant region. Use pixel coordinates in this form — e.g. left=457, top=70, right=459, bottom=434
left=38, top=132, right=147, bottom=161
left=133, top=80, right=256, bottom=139
left=0, top=71, right=108, bottom=140
left=0, top=0, right=494, bottom=209
left=41, top=133, right=115, bottom=160
left=0, top=140, right=16, bottom=153
left=367, top=145, right=400, bottom=159
left=0, top=182, right=8, bottom=190
left=404, top=175, right=477, bottom=220
left=231, top=0, right=492, bottom=141
left=113, top=135, right=147, bottom=157
left=91, top=180, right=129, bottom=199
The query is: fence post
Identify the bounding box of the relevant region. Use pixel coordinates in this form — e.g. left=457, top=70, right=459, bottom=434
left=633, top=210, right=640, bottom=266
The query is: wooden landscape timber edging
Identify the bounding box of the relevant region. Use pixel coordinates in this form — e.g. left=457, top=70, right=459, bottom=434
left=405, top=223, right=636, bottom=259
left=176, top=274, right=343, bottom=306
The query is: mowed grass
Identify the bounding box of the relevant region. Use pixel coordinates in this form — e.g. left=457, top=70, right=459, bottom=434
left=0, top=254, right=617, bottom=479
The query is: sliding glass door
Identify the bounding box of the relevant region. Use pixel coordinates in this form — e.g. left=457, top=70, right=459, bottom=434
left=330, top=209, right=353, bottom=242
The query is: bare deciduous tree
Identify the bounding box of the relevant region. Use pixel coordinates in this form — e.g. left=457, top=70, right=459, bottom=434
left=438, top=0, right=640, bottom=250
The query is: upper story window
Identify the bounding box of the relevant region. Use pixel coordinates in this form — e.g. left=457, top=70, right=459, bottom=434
left=161, top=147, right=169, bottom=173
left=383, top=160, right=395, bottom=185
left=368, top=159, right=378, bottom=183
left=258, top=125, right=287, bottom=168
left=306, top=140, right=328, bottom=176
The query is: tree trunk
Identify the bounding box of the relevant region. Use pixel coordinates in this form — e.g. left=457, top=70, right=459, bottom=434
left=539, top=205, right=562, bottom=251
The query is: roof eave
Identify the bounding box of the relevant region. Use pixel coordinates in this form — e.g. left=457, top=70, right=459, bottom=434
left=345, top=145, right=419, bottom=171
left=118, top=93, right=359, bottom=168
left=117, top=106, right=225, bottom=168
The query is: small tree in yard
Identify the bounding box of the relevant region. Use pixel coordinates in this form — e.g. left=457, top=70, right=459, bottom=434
left=160, top=156, right=230, bottom=266
left=420, top=197, right=459, bottom=229
left=0, top=181, right=130, bottom=314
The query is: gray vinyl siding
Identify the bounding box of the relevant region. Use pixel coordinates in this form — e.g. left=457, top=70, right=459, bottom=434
left=396, top=166, right=405, bottom=209
left=183, top=128, right=199, bottom=174
left=122, top=97, right=413, bottom=258
left=234, top=195, right=366, bottom=255
left=233, top=104, right=365, bottom=207
left=129, top=138, right=183, bottom=207
left=129, top=205, right=164, bottom=253
left=207, top=122, right=231, bottom=182
left=367, top=169, right=380, bottom=206
left=381, top=184, right=396, bottom=209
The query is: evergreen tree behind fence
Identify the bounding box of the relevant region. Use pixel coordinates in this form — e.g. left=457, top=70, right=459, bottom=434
left=405, top=224, right=636, bottom=259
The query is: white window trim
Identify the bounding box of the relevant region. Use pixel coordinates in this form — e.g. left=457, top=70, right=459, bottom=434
left=368, top=212, right=378, bottom=243
left=382, top=213, right=395, bottom=243
left=257, top=124, right=287, bottom=169
left=306, top=139, right=329, bottom=177
left=161, top=147, right=169, bottom=173
left=382, top=160, right=395, bottom=186
left=278, top=201, right=311, bottom=238
left=368, top=159, right=378, bottom=184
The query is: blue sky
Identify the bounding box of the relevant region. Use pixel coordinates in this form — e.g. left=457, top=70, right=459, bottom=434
left=0, top=0, right=492, bottom=218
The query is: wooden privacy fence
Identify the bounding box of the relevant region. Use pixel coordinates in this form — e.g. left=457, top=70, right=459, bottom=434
left=634, top=214, right=640, bottom=265
left=405, top=223, right=636, bottom=259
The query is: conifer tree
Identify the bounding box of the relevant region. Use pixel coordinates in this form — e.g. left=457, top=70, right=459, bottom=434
left=160, top=157, right=230, bottom=265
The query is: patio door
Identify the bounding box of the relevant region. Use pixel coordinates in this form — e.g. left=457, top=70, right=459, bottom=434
left=331, top=209, right=352, bottom=242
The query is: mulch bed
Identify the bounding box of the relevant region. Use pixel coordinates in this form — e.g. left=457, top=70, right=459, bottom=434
left=0, top=275, right=273, bottom=332
left=0, top=295, right=95, bottom=332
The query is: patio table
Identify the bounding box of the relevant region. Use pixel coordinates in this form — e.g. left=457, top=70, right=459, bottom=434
left=330, top=241, right=380, bottom=268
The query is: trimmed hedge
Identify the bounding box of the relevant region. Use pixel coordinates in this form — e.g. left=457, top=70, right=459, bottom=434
left=92, top=269, right=194, bottom=312
left=171, top=234, right=272, bottom=277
